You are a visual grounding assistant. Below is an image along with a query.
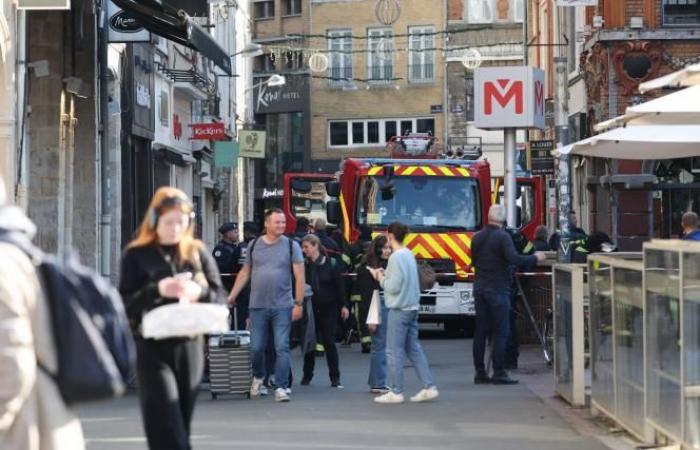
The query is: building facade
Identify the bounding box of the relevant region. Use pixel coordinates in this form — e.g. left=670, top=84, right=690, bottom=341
left=309, top=0, right=446, bottom=171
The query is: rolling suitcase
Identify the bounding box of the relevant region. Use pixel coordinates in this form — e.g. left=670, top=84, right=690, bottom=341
left=208, top=309, right=252, bottom=399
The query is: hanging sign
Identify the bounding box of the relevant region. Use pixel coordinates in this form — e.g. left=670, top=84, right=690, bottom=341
left=191, top=122, right=226, bottom=141
left=107, top=0, right=150, bottom=43
left=214, top=141, right=238, bottom=168
left=238, top=130, right=266, bottom=158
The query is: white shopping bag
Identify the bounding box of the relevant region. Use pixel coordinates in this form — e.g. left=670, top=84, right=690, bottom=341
left=142, top=302, right=230, bottom=340
left=366, top=290, right=382, bottom=325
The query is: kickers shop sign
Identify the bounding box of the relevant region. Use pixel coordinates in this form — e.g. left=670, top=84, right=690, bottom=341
left=190, top=123, right=226, bottom=141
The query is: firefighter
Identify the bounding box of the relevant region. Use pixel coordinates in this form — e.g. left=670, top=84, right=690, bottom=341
left=548, top=211, right=588, bottom=262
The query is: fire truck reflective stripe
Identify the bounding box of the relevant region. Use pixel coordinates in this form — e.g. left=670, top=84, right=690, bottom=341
left=404, top=233, right=418, bottom=247
left=401, top=166, right=418, bottom=176
left=422, top=167, right=437, bottom=176
left=422, top=234, right=452, bottom=259
left=457, top=168, right=471, bottom=177
left=438, top=167, right=455, bottom=177
left=438, top=234, right=473, bottom=268
left=411, top=243, right=434, bottom=259
left=368, top=167, right=383, bottom=176
left=339, top=192, right=351, bottom=242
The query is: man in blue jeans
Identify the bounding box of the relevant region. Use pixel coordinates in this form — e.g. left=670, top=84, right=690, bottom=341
left=228, top=209, right=305, bottom=402
left=471, top=205, right=545, bottom=385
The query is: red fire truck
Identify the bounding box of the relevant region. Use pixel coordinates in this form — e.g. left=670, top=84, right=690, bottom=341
left=283, top=158, right=543, bottom=331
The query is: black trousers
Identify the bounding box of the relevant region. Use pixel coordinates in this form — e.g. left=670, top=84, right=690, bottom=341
left=304, top=303, right=340, bottom=382
left=136, top=337, right=204, bottom=450
left=473, top=289, right=511, bottom=376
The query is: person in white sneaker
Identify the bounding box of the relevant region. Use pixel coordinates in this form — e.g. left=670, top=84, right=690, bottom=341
left=368, top=222, right=439, bottom=404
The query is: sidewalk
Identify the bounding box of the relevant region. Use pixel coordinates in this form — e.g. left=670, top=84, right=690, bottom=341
left=78, top=337, right=629, bottom=450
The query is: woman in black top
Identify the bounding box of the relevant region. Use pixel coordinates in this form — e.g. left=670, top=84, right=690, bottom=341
left=356, top=235, right=391, bottom=392
left=299, top=234, right=349, bottom=387
left=119, top=187, right=223, bottom=450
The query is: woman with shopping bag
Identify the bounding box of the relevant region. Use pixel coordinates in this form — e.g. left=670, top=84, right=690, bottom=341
left=118, top=187, right=225, bottom=450
left=356, top=235, right=391, bottom=393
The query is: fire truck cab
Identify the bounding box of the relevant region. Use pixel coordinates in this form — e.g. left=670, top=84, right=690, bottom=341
left=284, top=158, right=493, bottom=332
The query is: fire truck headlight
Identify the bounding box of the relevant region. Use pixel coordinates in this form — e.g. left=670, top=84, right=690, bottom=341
left=459, top=290, right=472, bottom=305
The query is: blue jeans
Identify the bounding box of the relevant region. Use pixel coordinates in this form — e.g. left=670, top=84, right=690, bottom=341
left=368, top=299, right=389, bottom=388
left=472, top=289, right=511, bottom=376
left=249, top=307, right=292, bottom=389
left=386, top=309, right=435, bottom=394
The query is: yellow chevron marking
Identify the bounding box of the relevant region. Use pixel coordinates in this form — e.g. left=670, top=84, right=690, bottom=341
left=422, top=235, right=451, bottom=259
left=411, top=243, right=433, bottom=259
left=368, top=167, right=382, bottom=175
left=402, top=166, right=418, bottom=176
left=404, top=233, right=418, bottom=246
left=438, top=166, right=455, bottom=177
left=422, top=167, right=436, bottom=176
left=457, top=168, right=471, bottom=177
left=441, top=234, right=472, bottom=268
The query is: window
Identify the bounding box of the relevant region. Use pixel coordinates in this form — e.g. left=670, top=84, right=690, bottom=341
left=416, top=118, right=435, bottom=134
left=254, top=54, right=275, bottom=72
left=368, top=121, right=380, bottom=143
left=330, top=122, right=348, bottom=146
left=663, top=0, right=700, bottom=25
left=352, top=122, right=365, bottom=144
left=328, top=117, right=436, bottom=148
left=385, top=121, right=397, bottom=142
left=465, top=75, right=475, bottom=121
left=290, top=179, right=329, bottom=224
left=159, top=91, right=169, bottom=127
left=408, top=26, right=435, bottom=83
left=254, top=0, right=274, bottom=19
left=368, top=28, right=393, bottom=83
left=465, top=0, right=524, bottom=23
left=284, top=0, right=302, bottom=16
left=328, top=30, right=352, bottom=85
left=357, top=176, right=481, bottom=231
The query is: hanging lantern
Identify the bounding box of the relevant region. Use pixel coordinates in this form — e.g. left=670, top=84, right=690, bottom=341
left=375, top=38, right=394, bottom=61
left=461, top=48, right=482, bottom=71
left=309, top=52, right=329, bottom=73
left=375, top=0, right=401, bottom=26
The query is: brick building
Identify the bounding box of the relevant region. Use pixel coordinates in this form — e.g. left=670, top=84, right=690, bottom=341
left=308, top=0, right=446, bottom=170
left=532, top=0, right=700, bottom=249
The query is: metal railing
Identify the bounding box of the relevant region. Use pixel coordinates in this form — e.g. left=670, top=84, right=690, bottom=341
left=408, top=64, right=434, bottom=83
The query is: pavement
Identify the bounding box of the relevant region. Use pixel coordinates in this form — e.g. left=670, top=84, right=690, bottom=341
left=77, top=330, right=634, bottom=450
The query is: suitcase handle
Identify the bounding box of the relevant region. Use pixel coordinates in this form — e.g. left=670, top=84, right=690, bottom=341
left=221, top=307, right=242, bottom=347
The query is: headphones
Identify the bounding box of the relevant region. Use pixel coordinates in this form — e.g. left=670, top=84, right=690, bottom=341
left=148, top=196, right=195, bottom=229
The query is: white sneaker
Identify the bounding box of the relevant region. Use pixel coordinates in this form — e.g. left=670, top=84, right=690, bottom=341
left=410, top=386, right=439, bottom=403
left=259, top=385, right=269, bottom=396
left=274, top=388, right=290, bottom=402
left=370, top=386, right=390, bottom=394
left=250, top=377, right=264, bottom=397
left=374, top=391, right=404, bottom=404
left=284, top=387, right=292, bottom=395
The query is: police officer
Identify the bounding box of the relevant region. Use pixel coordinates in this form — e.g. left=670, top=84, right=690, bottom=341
left=213, top=222, right=240, bottom=293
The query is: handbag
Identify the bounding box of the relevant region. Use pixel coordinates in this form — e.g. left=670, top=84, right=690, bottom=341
left=141, top=302, right=230, bottom=339
left=366, top=290, right=381, bottom=325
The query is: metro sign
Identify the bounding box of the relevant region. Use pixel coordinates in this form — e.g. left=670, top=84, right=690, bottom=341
left=474, top=66, right=546, bottom=130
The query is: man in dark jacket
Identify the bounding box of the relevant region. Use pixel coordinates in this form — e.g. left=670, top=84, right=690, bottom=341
left=471, top=205, right=545, bottom=385
left=312, top=218, right=340, bottom=252
left=213, top=222, right=240, bottom=293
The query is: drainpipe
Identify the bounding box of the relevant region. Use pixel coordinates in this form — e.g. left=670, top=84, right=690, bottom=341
left=98, top=1, right=112, bottom=276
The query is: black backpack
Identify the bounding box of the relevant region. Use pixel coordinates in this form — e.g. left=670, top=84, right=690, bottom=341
left=2, top=234, right=135, bottom=405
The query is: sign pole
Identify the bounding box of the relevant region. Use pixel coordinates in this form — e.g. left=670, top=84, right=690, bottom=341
left=504, top=128, right=518, bottom=228
left=554, top=55, right=571, bottom=262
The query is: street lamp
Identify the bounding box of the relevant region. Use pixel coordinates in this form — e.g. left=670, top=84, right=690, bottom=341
left=232, top=42, right=263, bottom=58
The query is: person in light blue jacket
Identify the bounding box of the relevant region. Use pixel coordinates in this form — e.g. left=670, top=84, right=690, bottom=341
left=368, top=222, right=438, bottom=404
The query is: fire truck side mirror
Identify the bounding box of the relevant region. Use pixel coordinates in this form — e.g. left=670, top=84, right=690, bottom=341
left=326, top=200, right=341, bottom=225
left=326, top=181, right=341, bottom=198
left=290, top=179, right=312, bottom=194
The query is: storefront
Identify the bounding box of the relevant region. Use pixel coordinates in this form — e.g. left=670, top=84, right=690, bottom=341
left=251, top=75, right=310, bottom=221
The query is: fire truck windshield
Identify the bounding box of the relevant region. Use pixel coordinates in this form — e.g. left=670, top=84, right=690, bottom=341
left=357, top=176, right=481, bottom=231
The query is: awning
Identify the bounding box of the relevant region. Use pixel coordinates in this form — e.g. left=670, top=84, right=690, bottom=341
left=595, top=85, right=700, bottom=131
left=558, top=124, right=700, bottom=160
left=639, top=62, right=700, bottom=93
left=112, top=0, right=232, bottom=75
left=153, top=143, right=197, bottom=166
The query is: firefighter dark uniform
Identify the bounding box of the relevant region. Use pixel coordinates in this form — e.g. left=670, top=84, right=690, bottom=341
left=504, top=228, right=537, bottom=370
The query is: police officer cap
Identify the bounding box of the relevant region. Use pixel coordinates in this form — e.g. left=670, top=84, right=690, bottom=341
left=218, top=222, right=238, bottom=234
left=243, top=221, right=259, bottom=234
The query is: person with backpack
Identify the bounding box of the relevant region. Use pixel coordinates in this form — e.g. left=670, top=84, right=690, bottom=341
left=228, top=208, right=306, bottom=402
left=356, top=235, right=391, bottom=391
left=299, top=234, right=349, bottom=388
left=367, top=222, right=439, bottom=404
left=0, top=178, right=85, bottom=450
left=119, top=187, right=224, bottom=450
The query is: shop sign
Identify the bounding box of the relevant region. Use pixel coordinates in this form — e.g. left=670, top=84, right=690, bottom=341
left=253, top=77, right=307, bottom=114
left=262, top=188, right=284, bottom=199
left=107, top=0, right=150, bottom=42
left=530, top=140, right=555, bottom=175
left=191, top=122, right=226, bottom=141
left=214, top=141, right=238, bottom=168
left=239, top=130, right=266, bottom=158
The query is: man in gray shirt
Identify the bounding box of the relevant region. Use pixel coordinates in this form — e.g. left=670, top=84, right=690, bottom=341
left=229, top=209, right=305, bottom=402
